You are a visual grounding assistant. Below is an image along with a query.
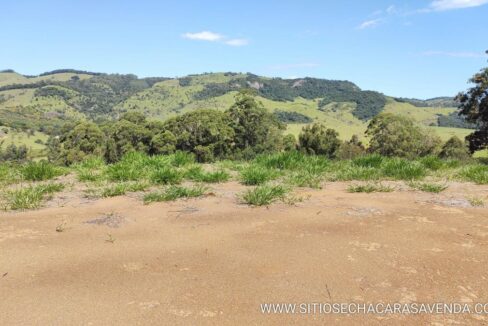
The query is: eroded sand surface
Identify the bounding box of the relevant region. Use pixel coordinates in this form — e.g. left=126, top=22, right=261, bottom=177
left=1, top=182, right=488, bottom=325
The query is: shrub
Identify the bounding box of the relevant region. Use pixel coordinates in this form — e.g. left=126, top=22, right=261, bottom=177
left=337, top=135, right=366, bottom=160
left=241, top=184, right=287, bottom=206
left=298, top=123, right=341, bottom=158
left=283, top=134, right=297, bottom=151
left=438, top=136, right=471, bottom=160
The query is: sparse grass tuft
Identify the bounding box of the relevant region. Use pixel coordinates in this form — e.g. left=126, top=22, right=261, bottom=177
left=240, top=165, right=279, bottom=185
left=184, top=165, right=229, bottom=183
left=347, top=183, right=394, bottom=193
left=467, top=196, right=485, bottom=207
left=3, top=183, right=64, bottom=210
left=101, top=182, right=150, bottom=197
left=143, top=185, right=207, bottom=204
left=241, top=184, right=287, bottom=206
left=408, top=181, right=448, bottom=193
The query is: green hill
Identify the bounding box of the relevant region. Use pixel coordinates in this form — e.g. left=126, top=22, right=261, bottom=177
left=0, top=70, right=474, bottom=154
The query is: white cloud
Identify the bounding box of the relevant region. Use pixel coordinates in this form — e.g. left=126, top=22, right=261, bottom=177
left=225, top=39, right=249, bottom=46
left=358, top=19, right=381, bottom=29
left=182, top=31, right=223, bottom=42
left=182, top=31, right=249, bottom=46
left=429, top=0, right=488, bottom=11
left=386, top=5, right=397, bottom=14
left=269, top=62, right=320, bottom=70
left=421, top=50, right=487, bottom=58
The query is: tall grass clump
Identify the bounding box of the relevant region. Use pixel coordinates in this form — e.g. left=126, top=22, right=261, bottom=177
left=185, top=165, right=230, bottom=183
left=3, top=183, right=64, bottom=210
left=21, top=161, right=63, bottom=181
left=106, top=152, right=156, bottom=181
left=74, top=157, right=107, bottom=182
left=143, top=185, right=206, bottom=204
left=0, top=164, right=21, bottom=185
left=255, top=151, right=328, bottom=172
left=352, top=154, right=384, bottom=168
left=151, top=166, right=183, bottom=185
left=459, top=165, right=488, bottom=184
left=287, top=165, right=325, bottom=188
left=169, top=151, right=195, bottom=167
left=381, top=158, right=426, bottom=180
left=240, top=165, right=280, bottom=185
left=241, top=184, right=287, bottom=206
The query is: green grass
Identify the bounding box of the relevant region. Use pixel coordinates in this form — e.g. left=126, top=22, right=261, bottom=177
left=352, top=154, right=384, bottom=168
left=241, top=184, right=287, bottom=206
left=240, top=165, right=280, bottom=185
left=143, top=185, right=207, bottom=204
left=255, top=151, right=329, bottom=171
left=286, top=168, right=324, bottom=189
left=2, top=183, right=64, bottom=210
left=381, top=158, right=426, bottom=180
left=467, top=196, right=485, bottom=207
left=408, top=182, right=448, bottom=193
left=21, top=161, right=63, bottom=181
left=459, top=165, right=488, bottom=184
left=347, top=183, right=394, bottom=193
left=151, top=166, right=183, bottom=184
left=101, top=182, right=150, bottom=197
left=185, top=166, right=230, bottom=183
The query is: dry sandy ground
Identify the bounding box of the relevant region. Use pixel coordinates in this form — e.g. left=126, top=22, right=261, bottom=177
left=1, top=181, right=488, bottom=325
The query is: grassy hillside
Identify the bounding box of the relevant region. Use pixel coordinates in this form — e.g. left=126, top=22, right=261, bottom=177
left=0, top=126, right=48, bottom=158
left=0, top=70, right=476, bottom=155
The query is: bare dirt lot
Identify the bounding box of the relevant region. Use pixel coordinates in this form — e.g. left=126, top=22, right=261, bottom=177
left=1, top=182, right=488, bottom=325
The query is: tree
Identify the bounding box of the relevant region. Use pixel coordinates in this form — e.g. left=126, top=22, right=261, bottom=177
left=438, top=136, right=471, bottom=160
left=283, top=134, right=297, bottom=151
left=48, top=121, right=106, bottom=165
left=337, top=135, right=366, bottom=160
left=298, top=123, right=341, bottom=158
left=227, top=90, right=285, bottom=157
left=163, top=109, right=235, bottom=162
left=366, top=113, right=441, bottom=158
left=457, top=50, right=488, bottom=152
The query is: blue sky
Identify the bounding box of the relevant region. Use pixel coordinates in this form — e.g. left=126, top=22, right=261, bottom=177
left=1, top=0, right=487, bottom=99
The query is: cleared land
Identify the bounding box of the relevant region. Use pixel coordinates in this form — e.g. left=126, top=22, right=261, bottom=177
left=1, top=179, right=488, bottom=325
